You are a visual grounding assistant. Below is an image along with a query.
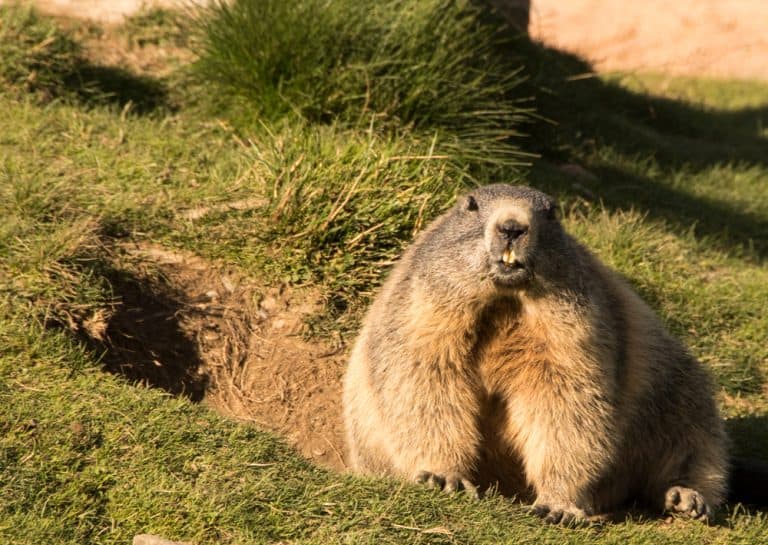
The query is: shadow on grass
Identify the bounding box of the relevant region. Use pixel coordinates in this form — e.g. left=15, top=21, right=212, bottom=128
left=533, top=160, right=768, bottom=260
left=67, top=62, right=171, bottom=114
left=514, top=36, right=767, bottom=167
left=509, top=39, right=768, bottom=259
left=84, top=268, right=209, bottom=402
left=727, top=415, right=768, bottom=461
left=726, top=415, right=768, bottom=508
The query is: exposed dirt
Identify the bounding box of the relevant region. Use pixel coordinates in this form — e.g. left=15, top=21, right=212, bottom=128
left=79, top=28, right=193, bottom=80
left=84, top=242, right=347, bottom=471
left=83, top=259, right=210, bottom=402
left=527, top=0, right=768, bottom=81
left=27, top=0, right=183, bottom=24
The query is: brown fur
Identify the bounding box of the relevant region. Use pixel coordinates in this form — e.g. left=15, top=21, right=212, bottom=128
left=343, top=184, right=727, bottom=523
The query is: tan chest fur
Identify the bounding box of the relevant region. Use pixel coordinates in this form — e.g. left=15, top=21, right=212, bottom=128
left=473, top=295, right=611, bottom=402
left=470, top=295, right=619, bottom=497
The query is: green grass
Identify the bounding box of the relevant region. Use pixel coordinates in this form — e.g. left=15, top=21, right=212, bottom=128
left=191, top=0, right=534, bottom=172
left=0, top=3, right=82, bottom=99
left=1, top=3, right=768, bottom=544
left=0, top=3, right=169, bottom=111
left=10, top=321, right=768, bottom=545
left=120, top=6, right=191, bottom=48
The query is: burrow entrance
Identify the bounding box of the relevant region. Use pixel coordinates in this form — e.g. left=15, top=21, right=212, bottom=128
left=79, top=241, right=348, bottom=471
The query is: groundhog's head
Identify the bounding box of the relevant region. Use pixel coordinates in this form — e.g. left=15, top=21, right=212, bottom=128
left=415, top=184, right=567, bottom=299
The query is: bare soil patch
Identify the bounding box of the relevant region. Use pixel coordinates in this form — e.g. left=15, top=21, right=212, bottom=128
left=76, top=22, right=193, bottom=80
left=79, top=29, right=192, bottom=80
left=526, top=0, right=768, bottom=81
left=24, top=0, right=183, bottom=24
left=82, top=242, right=347, bottom=471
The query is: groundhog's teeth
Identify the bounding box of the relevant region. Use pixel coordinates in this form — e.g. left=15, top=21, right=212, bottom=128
left=502, top=248, right=515, bottom=264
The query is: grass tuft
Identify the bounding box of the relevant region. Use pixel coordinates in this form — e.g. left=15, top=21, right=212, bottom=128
left=244, top=125, right=480, bottom=320
left=191, top=0, right=534, bottom=172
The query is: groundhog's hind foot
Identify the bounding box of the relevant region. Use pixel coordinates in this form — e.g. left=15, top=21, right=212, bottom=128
left=531, top=502, right=588, bottom=526
left=664, top=486, right=712, bottom=522
left=414, top=470, right=479, bottom=499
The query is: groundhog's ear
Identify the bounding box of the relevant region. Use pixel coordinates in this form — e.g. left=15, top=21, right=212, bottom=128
left=466, top=195, right=479, bottom=212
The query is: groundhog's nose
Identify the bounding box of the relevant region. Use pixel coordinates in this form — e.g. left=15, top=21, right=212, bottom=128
left=496, top=219, right=527, bottom=241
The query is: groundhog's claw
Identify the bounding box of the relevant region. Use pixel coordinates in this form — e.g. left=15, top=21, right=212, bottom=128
left=664, top=486, right=712, bottom=521
left=415, top=470, right=479, bottom=499
left=531, top=502, right=588, bottom=526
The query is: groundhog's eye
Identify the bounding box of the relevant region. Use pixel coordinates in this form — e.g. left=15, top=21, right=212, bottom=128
left=466, top=195, right=479, bottom=212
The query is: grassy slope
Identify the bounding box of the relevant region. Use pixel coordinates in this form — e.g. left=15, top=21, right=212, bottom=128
left=1, top=4, right=768, bottom=544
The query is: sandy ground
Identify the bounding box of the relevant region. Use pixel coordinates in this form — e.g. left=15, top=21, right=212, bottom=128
left=11, top=0, right=768, bottom=81
left=528, top=0, right=768, bottom=81
left=28, top=0, right=185, bottom=22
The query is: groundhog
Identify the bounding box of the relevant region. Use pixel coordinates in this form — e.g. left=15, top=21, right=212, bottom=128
left=343, top=184, right=728, bottom=524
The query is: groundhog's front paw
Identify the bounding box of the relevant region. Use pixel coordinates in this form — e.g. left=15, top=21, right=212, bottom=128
left=531, top=501, right=588, bottom=526
left=664, top=486, right=712, bottom=521
left=414, top=470, right=479, bottom=499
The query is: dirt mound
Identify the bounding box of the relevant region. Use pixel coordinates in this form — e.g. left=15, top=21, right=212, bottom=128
left=83, top=242, right=347, bottom=471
